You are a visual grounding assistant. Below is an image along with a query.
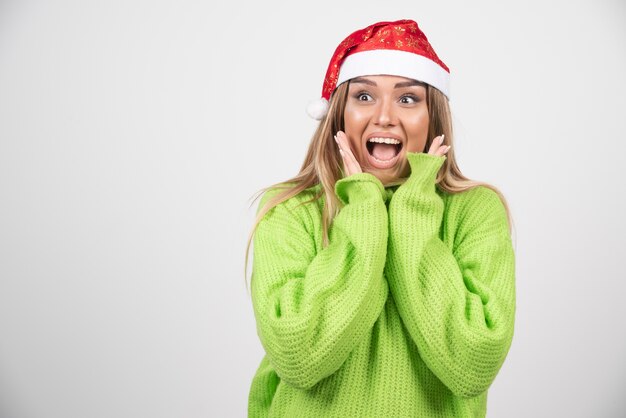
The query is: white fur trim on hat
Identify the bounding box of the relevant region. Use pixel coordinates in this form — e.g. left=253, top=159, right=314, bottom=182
left=336, top=49, right=450, bottom=99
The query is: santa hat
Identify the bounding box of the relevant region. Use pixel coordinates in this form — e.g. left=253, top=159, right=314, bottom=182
left=306, top=19, right=450, bottom=120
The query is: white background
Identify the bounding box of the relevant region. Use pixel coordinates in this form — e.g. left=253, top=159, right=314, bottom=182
left=1, top=0, right=625, bottom=417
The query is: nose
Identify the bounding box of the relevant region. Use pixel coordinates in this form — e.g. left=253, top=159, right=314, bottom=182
left=373, top=98, right=396, bottom=127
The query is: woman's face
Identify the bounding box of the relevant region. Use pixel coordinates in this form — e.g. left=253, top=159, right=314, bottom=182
left=343, top=74, right=429, bottom=181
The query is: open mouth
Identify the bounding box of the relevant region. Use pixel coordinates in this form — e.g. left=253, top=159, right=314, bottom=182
left=365, top=137, right=403, bottom=169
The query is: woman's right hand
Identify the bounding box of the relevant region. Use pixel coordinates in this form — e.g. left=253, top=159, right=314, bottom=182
left=334, top=130, right=363, bottom=177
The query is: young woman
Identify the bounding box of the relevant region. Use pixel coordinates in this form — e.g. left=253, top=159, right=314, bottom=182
left=244, top=19, right=516, bottom=417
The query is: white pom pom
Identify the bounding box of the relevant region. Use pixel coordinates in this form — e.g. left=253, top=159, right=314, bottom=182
left=306, top=98, right=329, bottom=120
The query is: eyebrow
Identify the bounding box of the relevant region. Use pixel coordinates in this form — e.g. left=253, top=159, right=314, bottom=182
left=350, top=76, right=427, bottom=88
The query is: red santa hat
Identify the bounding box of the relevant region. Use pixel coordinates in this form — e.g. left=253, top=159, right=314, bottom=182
left=306, top=19, right=451, bottom=120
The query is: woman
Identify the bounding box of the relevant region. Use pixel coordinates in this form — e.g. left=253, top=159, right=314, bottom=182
left=244, top=19, right=516, bottom=417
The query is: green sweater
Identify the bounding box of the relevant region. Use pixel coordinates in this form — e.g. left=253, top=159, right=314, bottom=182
left=248, top=152, right=516, bottom=417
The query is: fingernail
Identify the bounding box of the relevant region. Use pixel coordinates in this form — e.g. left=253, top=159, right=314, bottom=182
left=446, top=145, right=451, bottom=152
left=334, top=135, right=338, bottom=142
left=439, top=134, right=445, bottom=144
left=339, top=149, right=344, bottom=156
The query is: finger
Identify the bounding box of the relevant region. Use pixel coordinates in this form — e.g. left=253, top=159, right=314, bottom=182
left=347, top=152, right=362, bottom=174
left=338, top=149, right=352, bottom=176
left=348, top=154, right=362, bottom=174
left=337, top=131, right=362, bottom=174
left=437, top=145, right=451, bottom=156
left=335, top=134, right=347, bottom=165
left=428, top=134, right=443, bottom=155
left=336, top=131, right=349, bottom=151
left=345, top=156, right=356, bottom=176
left=335, top=133, right=352, bottom=163
left=344, top=145, right=362, bottom=174
left=434, top=134, right=450, bottom=156
left=335, top=135, right=353, bottom=175
left=430, top=135, right=451, bottom=156
left=334, top=134, right=342, bottom=153
left=343, top=148, right=359, bottom=175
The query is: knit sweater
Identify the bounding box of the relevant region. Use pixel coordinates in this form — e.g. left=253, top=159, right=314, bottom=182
left=248, top=152, right=516, bottom=417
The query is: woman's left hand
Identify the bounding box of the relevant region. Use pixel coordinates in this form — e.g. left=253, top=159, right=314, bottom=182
left=427, top=134, right=451, bottom=156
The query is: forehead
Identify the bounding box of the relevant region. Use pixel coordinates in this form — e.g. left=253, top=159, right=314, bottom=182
left=349, top=74, right=427, bottom=88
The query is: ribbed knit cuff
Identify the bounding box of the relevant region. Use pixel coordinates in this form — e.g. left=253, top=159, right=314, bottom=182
left=335, top=172, right=386, bottom=206
left=405, top=152, right=446, bottom=189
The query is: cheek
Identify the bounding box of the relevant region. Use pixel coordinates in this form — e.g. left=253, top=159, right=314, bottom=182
left=343, top=105, right=369, bottom=133
left=405, top=112, right=429, bottom=153
left=343, top=106, right=370, bottom=151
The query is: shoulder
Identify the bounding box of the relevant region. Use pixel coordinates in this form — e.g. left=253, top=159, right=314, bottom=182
left=444, top=185, right=504, bottom=214
left=258, top=183, right=321, bottom=221
left=443, top=185, right=510, bottom=239
left=255, top=185, right=321, bottom=246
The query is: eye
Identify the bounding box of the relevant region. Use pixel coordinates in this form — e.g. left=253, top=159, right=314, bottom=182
left=355, top=92, right=373, bottom=102
left=400, top=94, right=420, bottom=104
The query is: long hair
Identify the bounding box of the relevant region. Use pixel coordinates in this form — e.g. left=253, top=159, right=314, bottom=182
left=243, top=80, right=515, bottom=292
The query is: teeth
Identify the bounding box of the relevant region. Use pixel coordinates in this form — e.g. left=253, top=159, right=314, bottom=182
left=368, top=137, right=401, bottom=145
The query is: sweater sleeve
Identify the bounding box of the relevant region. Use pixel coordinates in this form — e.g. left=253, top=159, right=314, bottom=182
left=384, top=152, right=516, bottom=398
left=251, top=172, right=389, bottom=390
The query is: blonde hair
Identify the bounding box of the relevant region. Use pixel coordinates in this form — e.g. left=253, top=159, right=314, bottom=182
left=243, top=80, right=515, bottom=292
